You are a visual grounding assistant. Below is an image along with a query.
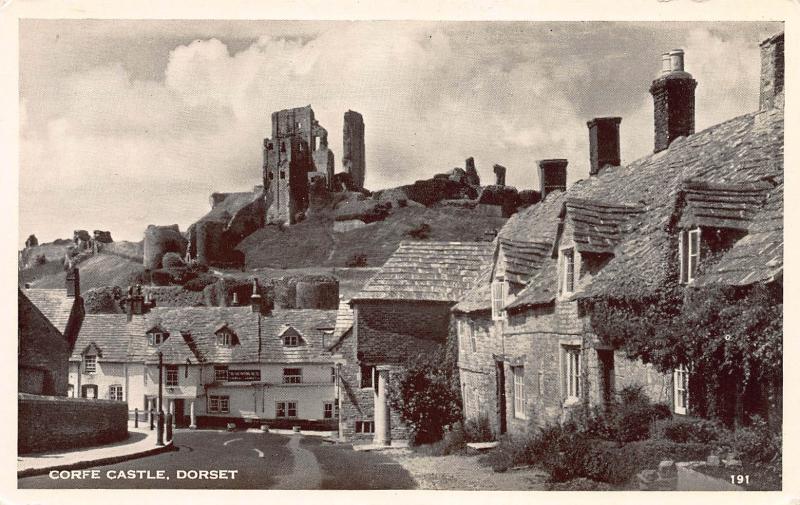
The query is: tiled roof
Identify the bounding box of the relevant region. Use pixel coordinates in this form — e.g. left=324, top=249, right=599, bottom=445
left=678, top=180, right=774, bottom=231
left=566, top=197, right=645, bottom=254
left=507, top=260, right=559, bottom=312
left=497, top=193, right=566, bottom=285
left=353, top=241, right=496, bottom=302
left=70, top=307, right=336, bottom=365
left=327, top=299, right=354, bottom=349
left=24, top=289, right=75, bottom=334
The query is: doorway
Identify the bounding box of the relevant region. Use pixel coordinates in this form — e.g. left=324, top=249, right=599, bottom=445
left=173, top=399, right=186, bottom=427
left=81, top=384, right=98, bottom=399
left=495, top=360, right=507, bottom=435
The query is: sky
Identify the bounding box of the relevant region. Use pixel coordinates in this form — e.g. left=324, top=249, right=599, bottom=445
left=18, top=20, right=783, bottom=246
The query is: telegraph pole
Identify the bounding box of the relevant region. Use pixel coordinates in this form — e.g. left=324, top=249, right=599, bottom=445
left=156, top=351, right=165, bottom=446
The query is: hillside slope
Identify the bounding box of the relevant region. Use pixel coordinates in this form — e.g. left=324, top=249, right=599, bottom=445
left=26, top=253, right=145, bottom=290
left=237, top=205, right=505, bottom=269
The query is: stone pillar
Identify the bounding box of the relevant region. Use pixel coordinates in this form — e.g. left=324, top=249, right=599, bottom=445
left=169, top=400, right=175, bottom=427
left=189, top=401, right=197, bottom=429
left=373, top=367, right=392, bottom=446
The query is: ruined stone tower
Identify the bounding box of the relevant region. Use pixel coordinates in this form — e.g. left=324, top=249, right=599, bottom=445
left=343, top=110, right=366, bottom=190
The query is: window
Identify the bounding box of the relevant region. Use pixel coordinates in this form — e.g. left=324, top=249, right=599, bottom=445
left=283, top=368, right=302, bottom=384
left=276, top=401, right=298, bottom=418
left=166, top=365, right=179, bottom=387
left=331, top=367, right=337, bottom=384
left=562, top=248, right=575, bottom=294
left=355, top=420, right=375, bottom=434
left=360, top=364, right=375, bottom=389
left=84, top=355, right=97, bottom=374
left=491, top=278, right=507, bottom=321
left=109, top=385, right=124, bottom=401
left=148, top=332, right=166, bottom=346
left=280, top=142, right=286, bottom=153
left=268, top=172, right=274, bottom=180
left=209, top=395, right=229, bottom=413
left=323, top=401, right=334, bottom=419
left=68, top=384, right=75, bottom=398
left=284, top=334, right=300, bottom=347
left=296, top=121, right=302, bottom=130
left=674, top=365, right=689, bottom=415
left=214, top=365, right=229, bottom=382
left=216, top=331, right=232, bottom=347
left=679, top=228, right=701, bottom=284
left=563, top=347, right=581, bottom=399
left=513, top=366, right=526, bottom=419
left=280, top=171, right=286, bottom=179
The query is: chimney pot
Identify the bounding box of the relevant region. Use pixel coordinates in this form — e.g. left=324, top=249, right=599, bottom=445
left=537, top=159, right=568, bottom=200
left=669, top=49, right=685, bottom=72
left=661, top=52, right=671, bottom=75
left=66, top=268, right=80, bottom=298
left=587, top=117, right=622, bottom=176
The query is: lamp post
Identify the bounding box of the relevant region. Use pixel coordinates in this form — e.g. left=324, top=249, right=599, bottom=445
left=156, top=351, right=165, bottom=446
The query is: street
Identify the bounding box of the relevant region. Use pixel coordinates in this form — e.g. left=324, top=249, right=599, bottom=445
left=18, top=430, right=416, bottom=489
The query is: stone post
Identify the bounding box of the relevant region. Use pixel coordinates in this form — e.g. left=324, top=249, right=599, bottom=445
left=169, top=400, right=175, bottom=427
left=189, top=401, right=197, bottom=429
left=374, top=366, right=392, bottom=446
left=166, top=413, right=173, bottom=441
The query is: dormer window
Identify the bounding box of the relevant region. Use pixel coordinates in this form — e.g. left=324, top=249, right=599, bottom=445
left=148, top=332, right=165, bottom=346
left=561, top=247, right=576, bottom=295
left=281, top=327, right=303, bottom=347
left=491, top=277, right=507, bottom=321
left=679, top=228, right=700, bottom=284
left=84, top=354, right=97, bottom=374
left=214, top=324, right=238, bottom=347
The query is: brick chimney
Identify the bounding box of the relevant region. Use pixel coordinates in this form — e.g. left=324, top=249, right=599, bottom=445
left=587, top=117, right=622, bottom=176
left=538, top=159, right=568, bottom=200
left=127, top=284, right=146, bottom=318
left=759, top=33, right=784, bottom=110
left=66, top=268, right=80, bottom=298
left=649, top=49, right=697, bottom=153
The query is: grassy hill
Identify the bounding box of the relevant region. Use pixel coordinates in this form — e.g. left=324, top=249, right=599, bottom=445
left=24, top=253, right=145, bottom=290
left=237, top=206, right=505, bottom=269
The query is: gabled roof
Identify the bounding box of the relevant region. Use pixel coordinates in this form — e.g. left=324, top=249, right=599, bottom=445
left=353, top=241, right=495, bottom=303
left=327, top=299, right=354, bottom=351
left=70, top=314, right=146, bottom=362
left=566, top=197, right=645, bottom=254
left=24, top=289, right=76, bottom=334
left=506, top=260, right=559, bottom=312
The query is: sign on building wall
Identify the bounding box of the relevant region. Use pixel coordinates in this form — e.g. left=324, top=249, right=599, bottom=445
left=227, top=370, right=261, bottom=382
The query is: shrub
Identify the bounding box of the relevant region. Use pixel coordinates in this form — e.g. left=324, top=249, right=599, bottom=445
left=653, top=417, right=723, bottom=444
left=480, top=435, right=528, bottom=473
left=417, top=423, right=467, bottom=456
left=464, top=413, right=495, bottom=443
left=547, top=478, right=613, bottom=491
left=184, top=273, right=219, bottom=292
left=125, top=269, right=151, bottom=287
left=161, top=252, right=185, bottom=269
left=718, top=416, right=780, bottom=463
left=406, top=222, right=432, bottom=240
left=151, top=269, right=173, bottom=286
left=33, top=254, right=47, bottom=266
left=346, top=253, right=368, bottom=267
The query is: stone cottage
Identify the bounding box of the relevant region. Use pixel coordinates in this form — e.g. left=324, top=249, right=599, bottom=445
left=455, top=35, right=783, bottom=437
left=336, top=241, right=494, bottom=444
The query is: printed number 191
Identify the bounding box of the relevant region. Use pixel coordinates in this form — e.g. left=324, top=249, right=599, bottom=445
left=731, top=475, right=750, bottom=485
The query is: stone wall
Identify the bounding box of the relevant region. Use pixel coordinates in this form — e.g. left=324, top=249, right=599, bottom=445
left=343, top=110, right=365, bottom=190
left=143, top=224, right=187, bottom=270
left=19, top=292, right=70, bottom=396
left=18, top=393, right=128, bottom=454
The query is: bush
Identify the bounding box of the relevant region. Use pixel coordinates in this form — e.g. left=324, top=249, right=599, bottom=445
left=406, top=222, right=431, bottom=240
left=346, top=253, right=368, bottom=267
left=464, top=413, right=495, bottom=443
left=161, top=252, right=185, bottom=269
left=416, top=424, right=467, bottom=456
left=480, top=435, right=527, bottom=473
left=33, top=254, right=47, bottom=266
left=546, top=478, right=612, bottom=491
left=718, top=416, right=780, bottom=463
left=184, top=273, right=219, bottom=292
left=151, top=269, right=173, bottom=286
left=653, top=417, right=723, bottom=444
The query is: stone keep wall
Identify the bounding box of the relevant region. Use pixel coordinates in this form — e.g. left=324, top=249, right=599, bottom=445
left=19, top=293, right=70, bottom=396
left=18, top=393, right=128, bottom=454
left=143, top=224, right=188, bottom=270
left=343, top=110, right=365, bottom=190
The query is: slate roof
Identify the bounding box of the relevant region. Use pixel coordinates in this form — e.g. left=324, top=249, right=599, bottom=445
left=327, top=299, right=354, bottom=350
left=353, top=241, right=496, bottom=303
left=451, top=261, right=494, bottom=314
left=25, top=289, right=76, bottom=334
left=69, top=307, right=336, bottom=365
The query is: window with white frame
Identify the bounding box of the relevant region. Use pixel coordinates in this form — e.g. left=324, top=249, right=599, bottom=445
left=330, top=366, right=337, bottom=384
left=491, top=277, right=507, bottom=321
left=84, top=355, right=97, bottom=374
left=109, top=384, right=124, bottom=401
left=166, top=365, right=179, bottom=387
left=214, top=365, right=229, bottom=382
left=148, top=332, right=166, bottom=346
left=355, top=420, right=375, bottom=433
left=513, top=366, right=527, bottom=419
left=561, top=248, right=576, bottom=294
left=679, top=228, right=701, bottom=284
left=216, top=331, right=233, bottom=347
left=276, top=401, right=297, bottom=418
left=282, top=368, right=302, bottom=384
left=283, top=334, right=300, bottom=347
left=323, top=401, right=334, bottom=419
left=563, top=346, right=581, bottom=399
left=209, top=395, right=229, bottom=413
left=673, top=365, right=689, bottom=415
left=360, top=364, right=375, bottom=389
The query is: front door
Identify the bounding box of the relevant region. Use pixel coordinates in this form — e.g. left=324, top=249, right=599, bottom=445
left=598, top=350, right=615, bottom=409
left=81, top=384, right=98, bottom=399
left=173, top=399, right=186, bottom=427
left=495, top=360, right=507, bottom=435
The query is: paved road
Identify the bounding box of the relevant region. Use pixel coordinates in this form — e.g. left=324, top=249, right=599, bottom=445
left=18, top=430, right=416, bottom=489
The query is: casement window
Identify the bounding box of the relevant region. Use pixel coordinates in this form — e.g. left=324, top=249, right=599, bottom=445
left=679, top=228, right=701, bottom=284
left=214, top=365, right=229, bottom=382
left=512, top=366, right=527, bottom=419
left=216, top=331, right=233, bottom=347
left=84, top=355, right=97, bottom=374
left=109, top=385, right=124, bottom=401
left=491, top=278, right=508, bottom=321
left=360, top=364, right=376, bottom=389
left=563, top=347, right=581, bottom=399
left=330, top=367, right=337, bottom=384
left=283, top=334, right=300, bottom=347
left=561, top=248, right=576, bottom=294
left=276, top=401, right=298, bottom=418
left=355, top=420, right=375, bottom=434
left=323, top=401, right=334, bottom=419
left=673, top=365, right=690, bottom=415
left=209, top=395, right=230, bottom=413
left=148, top=332, right=166, bottom=346
left=166, top=365, right=179, bottom=387
left=282, top=368, right=303, bottom=384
